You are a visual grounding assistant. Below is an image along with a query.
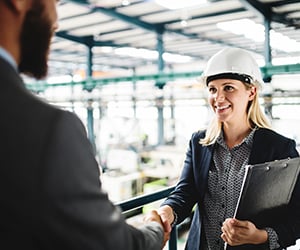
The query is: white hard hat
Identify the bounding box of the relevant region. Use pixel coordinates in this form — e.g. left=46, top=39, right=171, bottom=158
left=200, top=47, right=264, bottom=87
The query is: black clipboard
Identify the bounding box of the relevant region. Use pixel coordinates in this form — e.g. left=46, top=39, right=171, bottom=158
left=233, top=157, right=300, bottom=222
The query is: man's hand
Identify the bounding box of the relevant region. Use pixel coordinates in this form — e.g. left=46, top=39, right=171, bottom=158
left=221, top=218, right=268, bottom=246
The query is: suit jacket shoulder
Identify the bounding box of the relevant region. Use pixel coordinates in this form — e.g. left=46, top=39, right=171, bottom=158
left=0, top=57, right=164, bottom=250
left=250, top=128, right=299, bottom=164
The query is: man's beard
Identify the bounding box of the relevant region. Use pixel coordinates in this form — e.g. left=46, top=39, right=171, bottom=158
left=19, top=3, right=53, bottom=80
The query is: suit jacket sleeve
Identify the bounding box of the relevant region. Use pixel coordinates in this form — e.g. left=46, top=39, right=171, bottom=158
left=161, top=131, right=210, bottom=224
left=37, top=110, right=163, bottom=250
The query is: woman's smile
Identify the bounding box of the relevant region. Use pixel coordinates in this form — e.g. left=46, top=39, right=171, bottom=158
left=215, top=104, right=231, bottom=111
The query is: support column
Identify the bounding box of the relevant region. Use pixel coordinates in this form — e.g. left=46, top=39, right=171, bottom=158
left=169, top=92, right=176, bottom=145
left=264, top=18, right=272, bottom=66
left=156, top=30, right=165, bottom=145
left=86, top=45, right=96, bottom=154
left=132, top=68, right=137, bottom=118
left=263, top=19, right=273, bottom=120
left=87, top=99, right=96, bottom=154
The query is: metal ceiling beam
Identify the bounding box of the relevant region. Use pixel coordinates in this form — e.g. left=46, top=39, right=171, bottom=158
left=60, top=0, right=272, bottom=61
left=92, top=6, right=163, bottom=33
left=162, top=8, right=246, bottom=26
left=270, top=0, right=300, bottom=7
left=66, top=0, right=240, bottom=49
left=238, top=0, right=271, bottom=19
left=170, top=30, right=240, bottom=55
left=95, top=0, right=300, bottom=29
left=158, top=8, right=256, bottom=51
left=66, top=0, right=89, bottom=4
left=56, top=0, right=299, bottom=75
left=56, top=31, right=92, bottom=45
left=63, top=0, right=158, bottom=32
left=56, top=31, right=129, bottom=47
left=269, top=0, right=300, bottom=28
left=49, top=58, right=132, bottom=70
left=63, top=0, right=165, bottom=33
left=239, top=0, right=299, bottom=27
left=91, top=5, right=239, bottom=48
left=26, top=63, right=300, bottom=92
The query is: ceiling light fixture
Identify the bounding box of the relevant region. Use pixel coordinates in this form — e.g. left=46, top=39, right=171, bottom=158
left=114, top=47, right=192, bottom=63
left=217, top=18, right=300, bottom=53
left=155, top=0, right=207, bottom=10
left=122, top=0, right=130, bottom=6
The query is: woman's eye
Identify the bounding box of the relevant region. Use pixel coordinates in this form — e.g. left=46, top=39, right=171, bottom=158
left=224, top=85, right=234, bottom=91
left=208, top=87, right=216, bottom=93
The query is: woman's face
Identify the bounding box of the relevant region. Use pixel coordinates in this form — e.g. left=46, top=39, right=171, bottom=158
left=207, top=78, right=256, bottom=126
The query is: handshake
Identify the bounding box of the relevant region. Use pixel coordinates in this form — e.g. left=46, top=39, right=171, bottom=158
left=143, top=205, right=175, bottom=248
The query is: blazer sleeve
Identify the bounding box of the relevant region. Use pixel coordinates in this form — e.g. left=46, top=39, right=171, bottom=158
left=161, top=131, right=210, bottom=224
left=37, top=110, right=163, bottom=250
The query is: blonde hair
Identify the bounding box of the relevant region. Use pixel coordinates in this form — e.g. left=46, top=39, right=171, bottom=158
left=200, top=82, right=271, bottom=145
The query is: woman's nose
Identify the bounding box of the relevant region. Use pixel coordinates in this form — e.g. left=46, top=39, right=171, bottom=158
left=214, top=91, right=225, bottom=102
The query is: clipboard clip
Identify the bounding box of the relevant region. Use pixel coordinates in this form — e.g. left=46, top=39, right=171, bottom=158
left=283, top=157, right=291, bottom=168
left=269, top=157, right=291, bottom=170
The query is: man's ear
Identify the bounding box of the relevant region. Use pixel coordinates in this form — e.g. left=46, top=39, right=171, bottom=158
left=5, top=0, right=30, bottom=14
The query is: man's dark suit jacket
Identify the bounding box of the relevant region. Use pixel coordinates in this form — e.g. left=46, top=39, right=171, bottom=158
left=162, top=129, right=300, bottom=250
left=0, top=57, right=163, bottom=249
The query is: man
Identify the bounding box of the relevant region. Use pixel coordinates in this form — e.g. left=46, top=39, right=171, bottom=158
left=0, top=0, right=166, bottom=249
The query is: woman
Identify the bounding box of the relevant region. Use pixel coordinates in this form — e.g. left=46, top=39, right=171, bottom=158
left=158, top=47, right=300, bottom=250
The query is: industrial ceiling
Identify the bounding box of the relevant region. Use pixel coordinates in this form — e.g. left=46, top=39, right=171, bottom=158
left=47, top=0, right=300, bottom=79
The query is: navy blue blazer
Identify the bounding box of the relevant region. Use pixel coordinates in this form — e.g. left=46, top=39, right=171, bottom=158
left=162, top=129, right=300, bottom=250
left=0, top=56, right=163, bottom=249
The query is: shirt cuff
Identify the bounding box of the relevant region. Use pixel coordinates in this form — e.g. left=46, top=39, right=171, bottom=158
left=265, top=227, right=280, bottom=250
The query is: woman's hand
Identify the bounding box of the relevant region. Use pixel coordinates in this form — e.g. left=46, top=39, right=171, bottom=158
left=157, top=205, right=175, bottom=234
left=221, top=218, right=268, bottom=246
left=143, top=209, right=170, bottom=247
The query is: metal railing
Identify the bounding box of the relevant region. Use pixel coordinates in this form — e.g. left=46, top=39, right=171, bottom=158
left=116, top=185, right=177, bottom=250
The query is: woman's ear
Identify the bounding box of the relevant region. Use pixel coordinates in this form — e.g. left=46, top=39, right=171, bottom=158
left=248, top=86, right=257, bottom=101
